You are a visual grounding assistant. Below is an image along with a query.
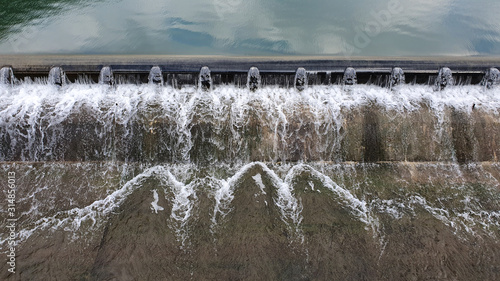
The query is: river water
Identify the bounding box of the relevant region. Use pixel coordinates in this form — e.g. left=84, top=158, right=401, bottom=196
left=1, top=0, right=500, bottom=56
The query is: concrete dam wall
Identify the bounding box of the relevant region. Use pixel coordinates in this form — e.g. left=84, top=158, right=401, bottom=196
left=0, top=57, right=499, bottom=280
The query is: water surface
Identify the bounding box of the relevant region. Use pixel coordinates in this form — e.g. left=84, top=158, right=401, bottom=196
left=1, top=0, right=500, bottom=56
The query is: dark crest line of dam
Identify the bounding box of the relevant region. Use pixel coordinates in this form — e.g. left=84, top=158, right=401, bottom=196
left=2, top=55, right=500, bottom=87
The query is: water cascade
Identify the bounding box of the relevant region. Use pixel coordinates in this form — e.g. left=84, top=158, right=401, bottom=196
left=48, top=66, right=66, bottom=86
left=435, top=67, right=453, bottom=91
left=294, top=67, right=307, bottom=91
left=343, top=67, right=357, bottom=85
left=199, top=66, right=211, bottom=91
left=0, top=67, right=14, bottom=85
left=148, top=66, right=163, bottom=84
left=247, top=66, right=261, bottom=91
left=390, top=67, right=405, bottom=89
left=99, top=66, right=114, bottom=85
left=482, top=67, right=500, bottom=89
left=1, top=59, right=499, bottom=280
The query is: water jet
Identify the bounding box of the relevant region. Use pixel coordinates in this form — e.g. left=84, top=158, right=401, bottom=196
left=295, top=67, right=307, bottom=91
left=435, top=67, right=453, bottom=90
left=343, top=67, right=357, bottom=85
left=199, top=66, right=211, bottom=90
left=390, top=67, right=405, bottom=88
left=481, top=67, right=500, bottom=89
left=99, top=66, right=114, bottom=85
left=148, top=66, right=163, bottom=84
left=247, top=67, right=261, bottom=91
left=48, top=66, right=65, bottom=86
left=0, top=66, right=14, bottom=85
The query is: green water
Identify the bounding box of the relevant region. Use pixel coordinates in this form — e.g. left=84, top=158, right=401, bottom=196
left=1, top=0, right=500, bottom=56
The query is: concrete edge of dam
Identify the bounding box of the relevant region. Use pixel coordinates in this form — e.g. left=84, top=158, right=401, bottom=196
left=3, top=55, right=500, bottom=87
left=2, top=55, right=500, bottom=72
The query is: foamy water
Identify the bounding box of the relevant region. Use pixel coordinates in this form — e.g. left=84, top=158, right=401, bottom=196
left=1, top=84, right=499, bottom=256
left=1, top=161, right=498, bottom=254
left=1, top=83, right=499, bottom=162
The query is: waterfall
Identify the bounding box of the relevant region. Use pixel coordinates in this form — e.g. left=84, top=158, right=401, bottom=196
left=1, top=81, right=499, bottom=280
left=2, top=83, right=500, bottom=163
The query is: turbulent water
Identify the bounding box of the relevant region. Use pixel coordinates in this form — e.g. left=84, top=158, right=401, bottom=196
left=1, top=83, right=500, bottom=280
left=1, top=82, right=500, bottom=162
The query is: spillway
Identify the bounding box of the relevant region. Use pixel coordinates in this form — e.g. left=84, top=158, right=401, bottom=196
left=0, top=56, right=499, bottom=280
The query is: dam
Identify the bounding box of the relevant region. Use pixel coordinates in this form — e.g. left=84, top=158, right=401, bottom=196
left=1, top=56, right=500, bottom=280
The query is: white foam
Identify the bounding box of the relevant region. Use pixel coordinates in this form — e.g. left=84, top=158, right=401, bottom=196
left=289, top=164, right=372, bottom=225
left=211, top=162, right=255, bottom=226
left=161, top=169, right=197, bottom=247
left=1, top=165, right=166, bottom=245
left=150, top=189, right=164, bottom=214
left=252, top=173, right=267, bottom=195
left=370, top=192, right=500, bottom=238
left=208, top=162, right=304, bottom=241
left=209, top=162, right=377, bottom=241
left=3, top=83, right=499, bottom=162
left=308, top=181, right=315, bottom=191
left=2, top=161, right=498, bottom=253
